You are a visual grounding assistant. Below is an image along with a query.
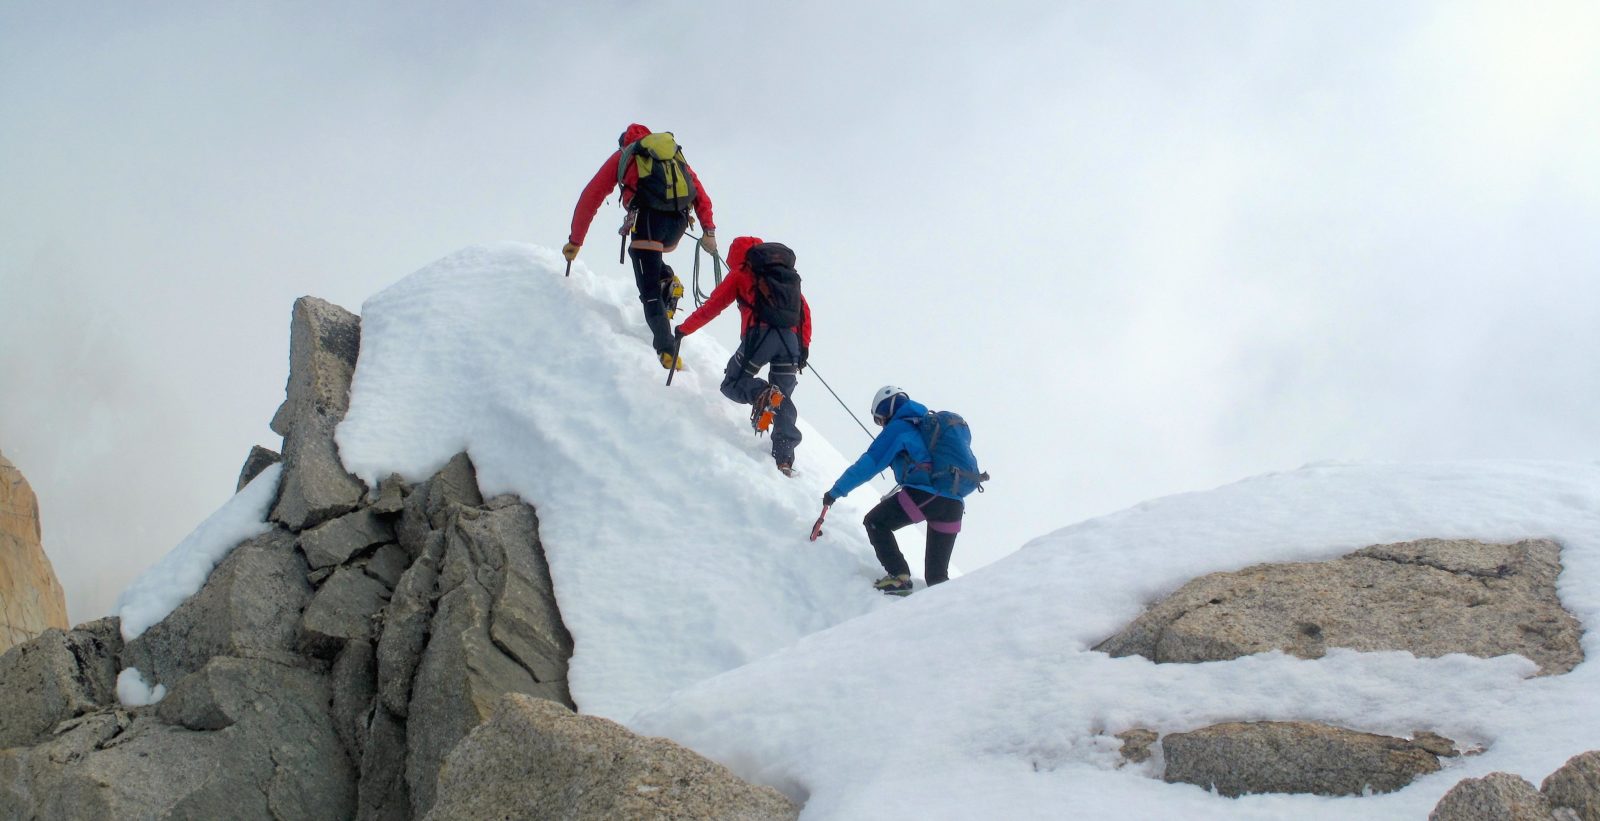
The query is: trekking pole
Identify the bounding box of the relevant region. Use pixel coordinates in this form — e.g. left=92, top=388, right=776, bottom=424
left=665, top=330, right=685, bottom=387
left=618, top=234, right=626, bottom=265
left=806, top=363, right=875, bottom=440
left=809, top=504, right=830, bottom=541
left=564, top=259, right=572, bottom=278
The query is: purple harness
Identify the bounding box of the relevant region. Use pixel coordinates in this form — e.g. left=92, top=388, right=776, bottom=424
left=896, top=489, right=962, bottom=534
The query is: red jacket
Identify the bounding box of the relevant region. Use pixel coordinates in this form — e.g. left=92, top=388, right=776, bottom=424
left=678, top=236, right=812, bottom=347
left=568, top=123, right=715, bottom=246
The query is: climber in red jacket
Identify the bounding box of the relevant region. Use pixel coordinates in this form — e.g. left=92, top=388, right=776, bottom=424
left=564, top=123, right=717, bottom=369
left=676, top=236, right=812, bottom=474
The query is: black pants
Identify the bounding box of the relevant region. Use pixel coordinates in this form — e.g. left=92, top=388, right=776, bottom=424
left=864, top=488, right=964, bottom=585
left=627, top=208, right=689, bottom=354
left=721, top=325, right=801, bottom=462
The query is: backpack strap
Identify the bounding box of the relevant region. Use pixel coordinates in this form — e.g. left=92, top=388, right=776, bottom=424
left=616, top=141, right=639, bottom=198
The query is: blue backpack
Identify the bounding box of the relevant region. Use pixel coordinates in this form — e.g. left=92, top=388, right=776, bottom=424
left=908, top=410, right=989, bottom=497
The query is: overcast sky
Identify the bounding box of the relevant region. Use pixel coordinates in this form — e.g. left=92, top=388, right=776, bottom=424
left=3, top=2, right=1597, bottom=623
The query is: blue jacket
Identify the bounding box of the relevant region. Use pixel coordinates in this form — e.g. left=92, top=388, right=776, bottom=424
left=828, top=399, right=956, bottom=500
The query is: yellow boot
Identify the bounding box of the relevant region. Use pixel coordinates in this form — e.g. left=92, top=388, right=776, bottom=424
left=659, top=351, right=685, bottom=371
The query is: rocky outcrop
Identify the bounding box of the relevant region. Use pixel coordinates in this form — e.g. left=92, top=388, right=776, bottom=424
left=0, top=450, right=69, bottom=653
left=425, top=693, right=800, bottom=821
left=0, top=656, right=355, bottom=819
left=1542, top=750, right=1600, bottom=820
left=0, top=617, right=120, bottom=749
left=1429, top=750, right=1600, bottom=820
left=1430, top=772, right=1553, bottom=820
left=0, top=294, right=795, bottom=820
left=1095, top=538, right=1583, bottom=675
left=270, top=296, right=366, bottom=531
left=122, top=527, right=312, bottom=684
left=1160, top=721, right=1444, bottom=797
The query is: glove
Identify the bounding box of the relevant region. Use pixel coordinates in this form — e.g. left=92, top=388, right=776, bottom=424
left=674, top=325, right=687, bottom=339
left=699, top=230, right=718, bottom=256
left=562, top=242, right=580, bottom=262
left=798, top=345, right=809, bottom=373
left=822, top=492, right=837, bottom=507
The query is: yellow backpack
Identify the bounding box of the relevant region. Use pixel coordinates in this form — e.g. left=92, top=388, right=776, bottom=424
left=617, top=132, right=697, bottom=212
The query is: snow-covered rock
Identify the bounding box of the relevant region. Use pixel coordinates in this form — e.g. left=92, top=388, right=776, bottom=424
left=1095, top=537, right=1583, bottom=675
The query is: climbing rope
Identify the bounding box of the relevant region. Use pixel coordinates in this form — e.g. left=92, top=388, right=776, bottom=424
left=679, top=231, right=875, bottom=442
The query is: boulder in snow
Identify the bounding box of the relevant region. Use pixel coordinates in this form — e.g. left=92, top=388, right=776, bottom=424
left=270, top=296, right=366, bottom=531
left=1429, top=772, right=1552, bottom=821
left=1542, top=750, right=1600, bottom=820
left=424, top=693, right=800, bottom=821
left=1160, top=721, right=1442, bottom=797
left=1095, top=538, right=1583, bottom=675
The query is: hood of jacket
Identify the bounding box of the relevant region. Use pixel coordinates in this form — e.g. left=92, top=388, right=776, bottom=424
left=725, top=235, right=765, bottom=272
left=619, top=123, right=651, bottom=147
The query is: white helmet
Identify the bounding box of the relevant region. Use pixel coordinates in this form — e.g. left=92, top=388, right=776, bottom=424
left=870, top=385, right=909, bottom=426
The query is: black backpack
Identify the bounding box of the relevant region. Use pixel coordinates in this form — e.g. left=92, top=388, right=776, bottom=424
left=743, top=243, right=804, bottom=329
left=618, top=132, right=697, bottom=213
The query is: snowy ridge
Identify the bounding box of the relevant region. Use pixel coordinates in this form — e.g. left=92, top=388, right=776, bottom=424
left=335, top=242, right=900, bottom=721
left=633, top=460, right=1600, bottom=819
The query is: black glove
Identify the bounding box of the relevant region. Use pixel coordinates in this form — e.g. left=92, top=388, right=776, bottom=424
left=798, top=345, right=809, bottom=372
left=822, top=492, right=836, bottom=507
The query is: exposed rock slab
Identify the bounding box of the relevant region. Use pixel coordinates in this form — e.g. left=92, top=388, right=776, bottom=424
left=1430, top=772, right=1552, bottom=820
left=301, top=567, right=391, bottom=657
left=1543, top=750, right=1600, bottom=820
left=1095, top=538, right=1583, bottom=675
left=0, top=620, right=121, bottom=748
left=270, top=296, right=366, bottom=531
left=123, top=527, right=311, bottom=685
left=299, top=507, right=395, bottom=570
left=1161, top=721, right=1441, bottom=797
left=425, top=693, right=800, bottom=821
left=376, top=531, right=443, bottom=717
left=0, top=450, right=69, bottom=653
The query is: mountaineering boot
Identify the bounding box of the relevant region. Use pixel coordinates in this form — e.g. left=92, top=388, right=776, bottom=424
left=661, top=269, right=685, bottom=320
left=773, top=441, right=796, bottom=477
left=660, top=350, right=685, bottom=371
left=873, top=574, right=914, bottom=596
left=750, top=385, right=785, bottom=435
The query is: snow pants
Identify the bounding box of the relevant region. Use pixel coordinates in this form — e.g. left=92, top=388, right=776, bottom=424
left=627, top=207, right=689, bottom=354
left=722, top=325, right=802, bottom=464
left=864, top=488, right=964, bottom=585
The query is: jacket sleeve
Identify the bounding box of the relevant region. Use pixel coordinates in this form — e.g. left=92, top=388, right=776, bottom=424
left=569, top=151, right=623, bottom=246
left=827, top=424, right=916, bottom=499
left=677, top=268, right=742, bottom=336
left=798, top=295, right=812, bottom=347
left=685, top=160, right=714, bottom=232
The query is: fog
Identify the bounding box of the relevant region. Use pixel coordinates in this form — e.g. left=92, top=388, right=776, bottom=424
left=2, top=2, right=1596, bottom=622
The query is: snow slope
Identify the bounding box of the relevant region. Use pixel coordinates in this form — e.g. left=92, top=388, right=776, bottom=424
left=114, top=242, right=1599, bottom=819
left=634, top=460, right=1600, bottom=819
left=336, top=242, right=907, bottom=720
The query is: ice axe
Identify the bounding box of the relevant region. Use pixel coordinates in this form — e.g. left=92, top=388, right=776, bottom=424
left=665, top=329, right=685, bottom=387
left=564, top=259, right=572, bottom=278
left=808, top=504, right=830, bottom=541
